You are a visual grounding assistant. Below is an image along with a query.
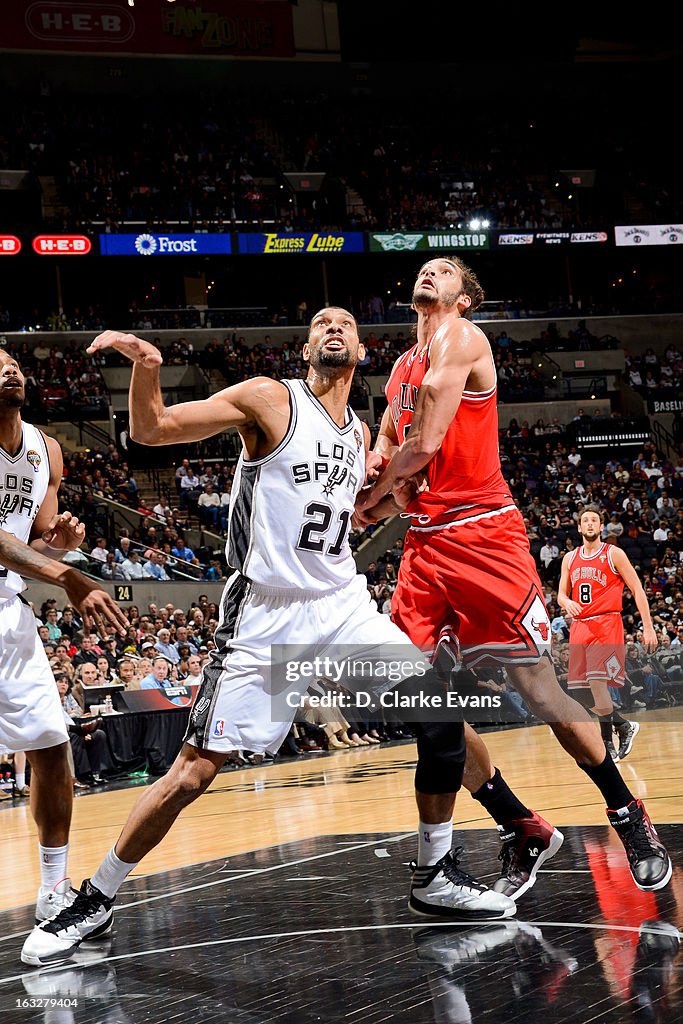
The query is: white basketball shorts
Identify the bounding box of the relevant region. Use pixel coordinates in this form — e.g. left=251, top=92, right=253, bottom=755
left=0, top=596, right=69, bottom=754
left=185, top=572, right=424, bottom=755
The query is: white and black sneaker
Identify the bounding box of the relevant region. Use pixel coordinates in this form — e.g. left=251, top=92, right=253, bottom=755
left=21, top=938, right=114, bottom=998
left=21, top=879, right=114, bottom=967
left=409, top=848, right=516, bottom=921
left=616, top=720, right=640, bottom=760
left=35, top=878, right=77, bottom=924
left=414, top=921, right=521, bottom=968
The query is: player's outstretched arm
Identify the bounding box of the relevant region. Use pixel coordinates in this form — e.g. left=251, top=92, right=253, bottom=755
left=0, top=530, right=129, bottom=635
left=610, top=546, right=658, bottom=652
left=87, top=330, right=286, bottom=445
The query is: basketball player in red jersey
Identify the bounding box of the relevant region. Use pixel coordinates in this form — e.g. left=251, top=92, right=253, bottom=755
left=558, top=506, right=654, bottom=761
left=357, top=256, right=671, bottom=895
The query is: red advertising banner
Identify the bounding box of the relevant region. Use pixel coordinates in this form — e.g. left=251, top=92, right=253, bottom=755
left=32, top=235, right=92, bottom=254
left=1, top=2, right=295, bottom=58
left=0, top=236, right=22, bottom=255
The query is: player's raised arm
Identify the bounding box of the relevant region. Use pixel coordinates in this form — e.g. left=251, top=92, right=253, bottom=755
left=87, top=331, right=288, bottom=446
left=358, top=320, right=475, bottom=510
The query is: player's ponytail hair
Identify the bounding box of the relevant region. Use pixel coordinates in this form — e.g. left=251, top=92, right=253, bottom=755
left=443, top=256, right=485, bottom=318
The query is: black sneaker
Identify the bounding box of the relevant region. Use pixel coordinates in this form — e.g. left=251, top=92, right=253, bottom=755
left=492, top=810, right=564, bottom=900
left=606, top=800, right=672, bottom=891
left=409, top=849, right=516, bottom=920
left=21, top=879, right=114, bottom=966
left=615, top=720, right=639, bottom=760
left=631, top=919, right=681, bottom=1015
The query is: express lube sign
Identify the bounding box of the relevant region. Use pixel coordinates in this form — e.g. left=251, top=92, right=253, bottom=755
left=238, top=233, right=365, bottom=254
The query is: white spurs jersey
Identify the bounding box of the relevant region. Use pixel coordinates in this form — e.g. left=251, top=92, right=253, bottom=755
left=226, top=379, right=366, bottom=592
left=0, top=423, right=51, bottom=601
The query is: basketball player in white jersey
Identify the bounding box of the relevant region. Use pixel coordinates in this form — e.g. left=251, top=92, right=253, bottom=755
left=23, top=309, right=516, bottom=966
left=0, top=350, right=128, bottom=931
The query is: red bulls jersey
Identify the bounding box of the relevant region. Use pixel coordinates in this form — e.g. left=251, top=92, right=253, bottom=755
left=385, top=322, right=511, bottom=527
left=568, top=543, right=624, bottom=619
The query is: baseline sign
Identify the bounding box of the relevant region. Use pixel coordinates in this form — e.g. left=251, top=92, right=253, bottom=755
left=99, top=233, right=232, bottom=256
left=238, top=233, right=365, bottom=254
left=615, top=224, right=683, bottom=247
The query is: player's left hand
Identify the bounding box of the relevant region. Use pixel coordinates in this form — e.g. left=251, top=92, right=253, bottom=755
left=365, top=451, right=387, bottom=484
left=642, top=625, right=659, bottom=654
left=41, top=512, right=86, bottom=551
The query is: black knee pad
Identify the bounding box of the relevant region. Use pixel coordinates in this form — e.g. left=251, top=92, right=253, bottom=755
left=413, top=720, right=466, bottom=794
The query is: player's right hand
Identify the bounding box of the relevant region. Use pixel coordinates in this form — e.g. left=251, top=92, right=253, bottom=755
left=87, top=330, right=163, bottom=367
left=561, top=599, right=583, bottom=619
left=63, top=572, right=130, bottom=636
left=393, top=471, right=429, bottom=509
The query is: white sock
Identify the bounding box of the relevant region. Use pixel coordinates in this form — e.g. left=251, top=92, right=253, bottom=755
left=38, top=843, right=69, bottom=891
left=91, top=845, right=138, bottom=899
left=15, top=772, right=25, bottom=790
left=417, top=819, right=453, bottom=866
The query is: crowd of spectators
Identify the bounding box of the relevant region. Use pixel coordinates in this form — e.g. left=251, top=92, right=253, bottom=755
left=0, top=336, right=109, bottom=421
left=625, top=344, right=683, bottom=395
left=1, top=86, right=557, bottom=233
left=7, top=76, right=675, bottom=236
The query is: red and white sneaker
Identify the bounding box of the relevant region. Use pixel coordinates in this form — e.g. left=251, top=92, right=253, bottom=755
left=491, top=811, right=564, bottom=900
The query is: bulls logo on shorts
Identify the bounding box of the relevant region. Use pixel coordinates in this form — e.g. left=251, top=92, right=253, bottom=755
left=531, top=618, right=550, bottom=642
left=519, top=593, right=552, bottom=651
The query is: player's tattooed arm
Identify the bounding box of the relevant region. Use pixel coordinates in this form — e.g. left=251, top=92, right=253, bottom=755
left=0, top=527, right=75, bottom=584
left=0, top=529, right=128, bottom=635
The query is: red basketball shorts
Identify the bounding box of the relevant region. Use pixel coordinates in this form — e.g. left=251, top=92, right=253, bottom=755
left=567, top=614, right=625, bottom=690
left=391, top=508, right=551, bottom=668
